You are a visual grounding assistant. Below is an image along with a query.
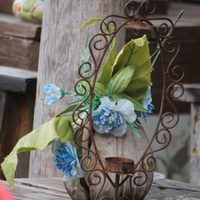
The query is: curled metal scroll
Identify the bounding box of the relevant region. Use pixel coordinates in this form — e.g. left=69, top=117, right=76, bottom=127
left=72, top=0, right=184, bottom=199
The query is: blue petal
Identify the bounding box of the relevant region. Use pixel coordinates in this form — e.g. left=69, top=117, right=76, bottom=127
left=92, top=97, right=136, bottom=137
left=52, top=140, right=83, bottom=179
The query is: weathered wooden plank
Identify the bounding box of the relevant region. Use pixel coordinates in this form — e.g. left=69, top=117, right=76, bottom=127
left=175, top=84, right=200, bottom=103
left=190, top=103, right=200, bottom=186
left=15, top=178, right=66, bottom=193
left=175, top=84, right=200, bottom=186
left=29, top=0, right=126, bottom=178
left=146, top=179, right=200, bottom=199
left=0, top=91, right=6, bottom=179
left=1, top=178, right=70, bottom=200
left=1, top=178, right=200, bottom=200
left=0, top=66, right=37, bottom=79
left=0, top=34, right=40, bottom=70
left=0, top=0, right=13, bottom=15
left=0, top=66, right=37, bottom=92
left=0, top=66, right=36, bottom=179
left=0, top=91, right=6, bottom=131
left=0, top=13, right=41, bottom=39
left=0, top=88, right=36, bottom=179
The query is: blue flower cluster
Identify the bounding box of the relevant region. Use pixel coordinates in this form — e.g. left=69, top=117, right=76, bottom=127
left=139, top=86, right=155, bottom=119
left=52, top=140, right=83, bottom=182
left=92, top=97, right=137, bottom=137
left=43, top=84, right=63, bottom=105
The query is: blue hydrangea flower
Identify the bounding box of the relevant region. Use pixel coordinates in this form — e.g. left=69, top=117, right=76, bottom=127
left=92, top=97, right=137, bottom=137
left=52, top=140, right=83, bottom=182
left=43, top=84, right=63, bottom=105
left=139, top=86, right=155, bottom=119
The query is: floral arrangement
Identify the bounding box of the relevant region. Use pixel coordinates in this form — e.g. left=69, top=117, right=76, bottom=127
left=45, top=33, right=154, bottom=184
left=1, top=31, right=154, bottom=188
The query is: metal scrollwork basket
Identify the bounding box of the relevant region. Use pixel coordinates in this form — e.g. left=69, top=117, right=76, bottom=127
left=64, top=0, right=184, bottom=199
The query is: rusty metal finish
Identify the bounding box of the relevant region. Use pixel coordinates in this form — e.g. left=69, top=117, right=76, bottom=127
left=72, top=0, right=184, bottom=199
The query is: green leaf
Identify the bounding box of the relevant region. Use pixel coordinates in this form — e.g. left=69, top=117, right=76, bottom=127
left=98, top=38, right=117, bottom=86
left=124, top=61, right=153, bottom=100
left=77, top=79, right=106, bottom=96
left=110, top=65, right=135, bottom=94
left=56, top=115, right=74, bottom=142
left=94, top=82, right=106, bottom=96
left=77, top=18, right=102, bottom=31
left=31, top=10, right=43, bottom=22
left=1, top=115, right=74, bottom=188
left=112, top=35, right=152, bottom=100
left=56, top=104, right=78, bottom=116
left=22, top=0, right=36, bottom=12
left=127, top=86, right=149, bottom=101
left=19, top=12, right=32, bottom=21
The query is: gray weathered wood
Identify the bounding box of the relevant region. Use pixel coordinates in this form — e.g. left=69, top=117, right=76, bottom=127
left=147, top=179, right=200, bottom=199
left=29, top=0, right=126, bottom=178
left=0, top=0, right=14, bottom=14
left=0, top=91, right=36, bottom=179
left=1, top=178, right=200, bottom=200
left=0, top=67, right=36, bottom=179
left=175, top=84, right=200, bottom=186
left=175, top=84, right=200, bottom=103
left=0, top=13, right=41, bottom=70
left=190, top=103, right=200, bottom=186
left=0, top=66, right=37, bottom=92
left=0, top=0, right=14, bottom=15
left=0, top=13, right=41, bottom=39
left=0, top=34, right=40, bottom=70
left=1, top=178, right=70, bottom=200
left=0, top=91, right=6, bottom=179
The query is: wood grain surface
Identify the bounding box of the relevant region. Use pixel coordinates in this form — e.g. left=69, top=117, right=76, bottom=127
left=1, top=178, right=200, bottom=200
left=29, top=0, right=126, bottom=178
left=0, top=13, right=41, bottom=39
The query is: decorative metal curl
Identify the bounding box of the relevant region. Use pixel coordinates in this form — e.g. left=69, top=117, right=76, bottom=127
left=71, top=0, right=184, bottom=199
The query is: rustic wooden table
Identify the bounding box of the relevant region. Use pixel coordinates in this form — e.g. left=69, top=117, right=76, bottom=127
left=1, top=178, right=200, bottom=200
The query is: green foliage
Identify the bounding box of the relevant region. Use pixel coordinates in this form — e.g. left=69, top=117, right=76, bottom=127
left=56, top=104, right=79, bottom=116
left=97, top=35, right=152, bottom=108
left=77, top=18, right=102, bottom=31
left=2, top=20, right=152, bottom=189
left=110, top=65, right=135, bottom=94
left=1, top=115, right=74, bottom=188
left=94, top=82, right=106, bottom=96
left=31, top=10, right=43, bottom=22
left=1, top=12, right=184, bottom=189
left=22, top=0, right=37, bottom=12
left=97, top=38, right=117, bottom=86
left=19, top=12, right=32, bottom=21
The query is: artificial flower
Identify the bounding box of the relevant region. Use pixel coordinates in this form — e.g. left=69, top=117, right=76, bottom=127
left=52, top=140, right=83, bottom=182
left=92, top=97, right=137, bottom=137
left=1, top=35, right=154, bottom=188
left=139, top=86, right=155, bottom=119
left=43, top=84, right=63, bottom=105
